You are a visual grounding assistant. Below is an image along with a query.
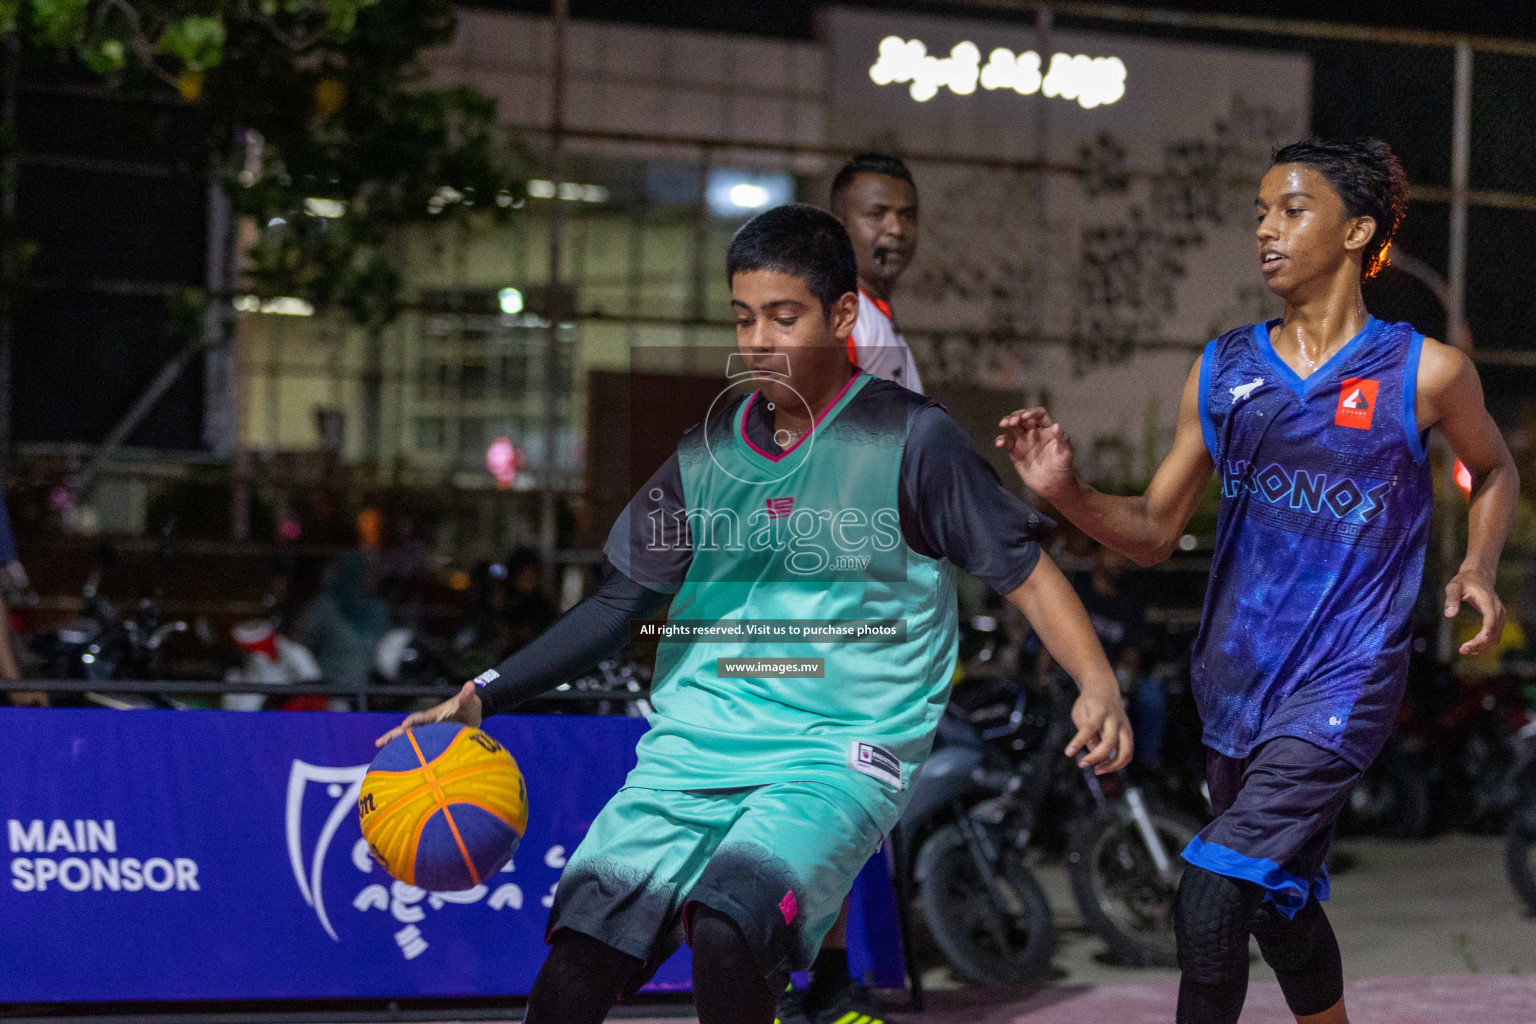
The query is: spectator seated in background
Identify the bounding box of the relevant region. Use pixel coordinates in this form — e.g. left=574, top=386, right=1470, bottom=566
left=502, top=547, right=556, bottom=654
left=295, top=550, right=388, bottom=702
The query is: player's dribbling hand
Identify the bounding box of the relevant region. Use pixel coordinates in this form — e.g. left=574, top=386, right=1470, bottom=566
left=996, top=408, right=1077, bottom=500
left=374, top=680, right=483, bottom=748
left=1445, top=569, right=1506, bottom=656
left=1067, top=691, right=1134, bottom=775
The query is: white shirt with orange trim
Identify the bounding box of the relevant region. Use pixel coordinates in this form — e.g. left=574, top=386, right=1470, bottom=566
left=850, top=290, right=924, bottom=395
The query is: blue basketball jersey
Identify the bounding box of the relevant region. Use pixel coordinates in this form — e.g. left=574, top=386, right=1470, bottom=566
left=1193, top=317, right=1432, bottom=768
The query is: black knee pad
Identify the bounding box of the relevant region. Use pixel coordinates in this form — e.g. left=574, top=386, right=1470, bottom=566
left=689, top=904, right=751, bottom=962
left=688, top=906, right=784, bottom=1024
left=1174, top=866, right=1260, bottom=986
left=1251, top=899, right=1319, bottom=974
left=1251, top=899, right=1343, bottom=1017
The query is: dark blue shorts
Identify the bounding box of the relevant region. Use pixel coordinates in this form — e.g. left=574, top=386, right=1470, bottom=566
left=1180, top=736, right=1361, bottom=918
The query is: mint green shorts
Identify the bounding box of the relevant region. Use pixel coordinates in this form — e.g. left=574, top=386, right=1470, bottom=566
left=548, top=781, right=885, bottom=979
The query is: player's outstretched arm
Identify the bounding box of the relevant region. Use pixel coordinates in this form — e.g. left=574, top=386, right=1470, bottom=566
left=375, top=566, right=671, bottom=747
left=1007, top=552, right=1132, bottom=774
left=1418, top=339, right=1519, bottom=656
left=996, top=358, right=1214, bottom=566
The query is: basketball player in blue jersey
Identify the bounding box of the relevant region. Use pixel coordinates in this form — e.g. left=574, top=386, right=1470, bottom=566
left=999, top=137, right=1517, bottom=1024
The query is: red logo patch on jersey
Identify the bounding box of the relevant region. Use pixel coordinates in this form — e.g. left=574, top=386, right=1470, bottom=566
left=1335, top=378, right=1380, bottom=430
left=765, top=496, right=794, bottom=519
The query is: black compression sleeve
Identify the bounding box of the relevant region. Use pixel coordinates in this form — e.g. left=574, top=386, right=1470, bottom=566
left=476, top=564, right=671, bottom=717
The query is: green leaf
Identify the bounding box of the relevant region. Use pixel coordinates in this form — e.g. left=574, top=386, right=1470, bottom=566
left=156, top=15, right=226, bottom=72
left=81, top=37, right=127, bottom=74
left=28, top=0, right=90, bottom=49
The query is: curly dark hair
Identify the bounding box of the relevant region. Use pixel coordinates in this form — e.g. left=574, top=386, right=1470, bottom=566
left=726, top=203, right=858, bottom=317
left=1271, top=137, right=1408, bottom=280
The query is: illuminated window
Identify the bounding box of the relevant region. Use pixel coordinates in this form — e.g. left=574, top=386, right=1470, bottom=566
left=234, top=295, right=315, bottom=316
left=526, top=179, right=610, bottom=203
left=706, top=169, right=794, bottom=218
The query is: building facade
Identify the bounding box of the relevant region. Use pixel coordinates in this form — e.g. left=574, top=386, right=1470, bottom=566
left=233, top=4, right=1309, bottom=549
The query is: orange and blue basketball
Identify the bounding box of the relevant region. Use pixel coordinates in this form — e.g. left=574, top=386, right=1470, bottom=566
left=359, top=722, right=528, bottom=891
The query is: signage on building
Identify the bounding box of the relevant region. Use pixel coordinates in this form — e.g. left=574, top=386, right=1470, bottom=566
left=869, top=36, right=1126, bottom=109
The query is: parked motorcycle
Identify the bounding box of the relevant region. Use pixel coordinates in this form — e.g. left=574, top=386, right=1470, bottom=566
left=1498, top=715, right=1536, bottom=914
left=897, top=691, right=1055, bottom=985
left=524, top=655, right=654, bottom=717
left=900, top=670, right=1201, bottom=984
left=36, top=562, right=190, bottom=710
left=1343, top=657, right=1530, bottom=839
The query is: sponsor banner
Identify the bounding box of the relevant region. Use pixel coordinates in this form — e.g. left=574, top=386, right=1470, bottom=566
left=0, top=708, right=903, bottom=1002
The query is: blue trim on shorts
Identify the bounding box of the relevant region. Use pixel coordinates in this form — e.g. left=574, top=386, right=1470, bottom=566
left=1181, top=836, right=1327, bottom=919
left=1197, top=339, right=1218, bottom=461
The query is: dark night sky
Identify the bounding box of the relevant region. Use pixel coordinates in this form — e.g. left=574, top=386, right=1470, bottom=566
left=470, top=1, right=1536, bottom=43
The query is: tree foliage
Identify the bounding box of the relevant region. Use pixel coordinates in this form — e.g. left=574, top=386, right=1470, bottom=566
left=8, top=0, right=523, bottom=326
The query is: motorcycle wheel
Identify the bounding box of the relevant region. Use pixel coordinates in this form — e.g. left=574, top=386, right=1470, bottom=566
left=919, top=833, right=1055, bottom=986
left=1344, top=765, right=1432, bottom=839
left=1068, top=804, right=1201, bottom=967
left=1505, top=800, right=1536, bottom=916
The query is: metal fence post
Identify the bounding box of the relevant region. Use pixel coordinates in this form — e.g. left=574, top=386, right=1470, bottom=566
left=1438, top=41, right=1473, bottom=663
left=540, top=0, right=569, bottom=594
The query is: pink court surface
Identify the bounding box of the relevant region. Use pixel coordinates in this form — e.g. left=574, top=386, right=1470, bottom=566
left=611, top=835, right=1535, bottom=1023
left=618, top=975, right=1536, bottom=1023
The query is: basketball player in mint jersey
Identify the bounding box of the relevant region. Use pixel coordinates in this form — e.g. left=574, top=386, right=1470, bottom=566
left=379, top=205, right=1132, bottom=1024
left=792, top=151, right=924, bottom=1024
left=1000, top=138, right=1517, bottom=1024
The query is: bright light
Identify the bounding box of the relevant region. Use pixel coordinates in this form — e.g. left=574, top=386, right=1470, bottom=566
left=264, top=297, right=314, bottom=316
left=706, top=169, right=793, bottom=218
left=1042, top=52, right=1127, bottom=109
left=235, top=295, right=315, bottom=316
left=1178, top=534, right=1198, bottom=551
left=728, top=183, right=770, bottom=209
left=486, top=436, right=523, bottom=488
left=980, top=47, right=1042, bottom=95
left=427, top=185, right=464, bottom=214
left=1455, top=459, right=1473, bottom=499
left=868, top=36, right=979, bottom=102
left=526, top=179, right=609, bottom=203
left=498, top=287, right=524, bottom=315
left=266, top=217, right=286, bottom=228
left=304, top=197, right=344, bottom=218
left=871, top=36, right=1126, bottom=109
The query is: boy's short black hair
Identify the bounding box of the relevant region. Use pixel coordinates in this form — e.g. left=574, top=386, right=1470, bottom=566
left=726, top=203, right=858, bottom=317
left=830, top=152, right=916, bottom=213
left=1271, top=137, right=1408, bottom=280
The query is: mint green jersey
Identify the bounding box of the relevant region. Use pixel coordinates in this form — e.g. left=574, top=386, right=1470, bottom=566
left=625, top=371, right=958, bottom=825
